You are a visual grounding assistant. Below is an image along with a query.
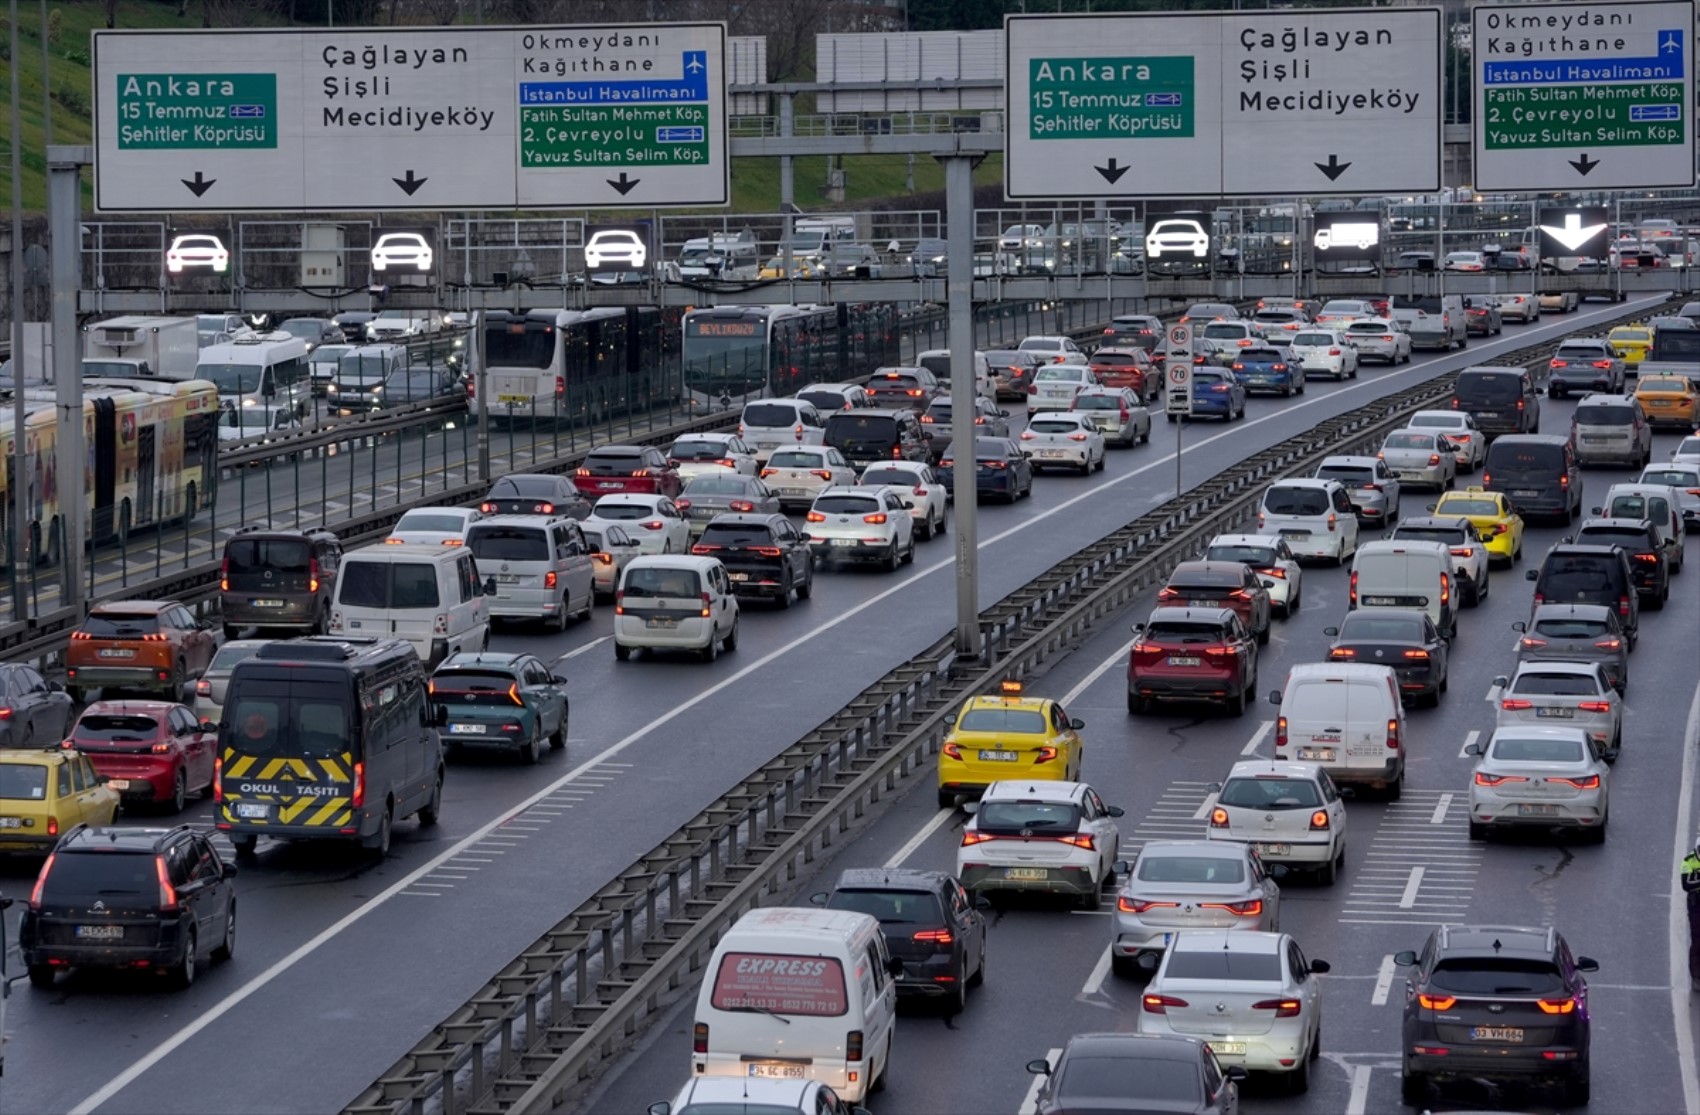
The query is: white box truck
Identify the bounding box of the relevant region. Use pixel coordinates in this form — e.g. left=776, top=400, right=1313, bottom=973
left=82, top=315, right=201, bottom=379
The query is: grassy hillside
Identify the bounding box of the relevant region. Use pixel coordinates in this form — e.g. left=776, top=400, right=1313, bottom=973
left=1, top=2, right=1002, bottom=217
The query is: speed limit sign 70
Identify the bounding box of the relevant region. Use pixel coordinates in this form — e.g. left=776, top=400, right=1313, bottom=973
left=1166, top=324, right=1193, bottom=416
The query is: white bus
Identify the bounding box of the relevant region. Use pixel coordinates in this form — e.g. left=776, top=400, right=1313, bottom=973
left=194, top=332, right=312, bottom=420
left=476, top=307, right=674, bottom=425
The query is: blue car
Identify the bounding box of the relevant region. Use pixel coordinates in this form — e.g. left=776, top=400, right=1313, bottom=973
left=1231, top=346, right=1303, bottom=398
left=937, top=436, right=1034, bottom=503
left=1170, top=369, right=1246, bottom=422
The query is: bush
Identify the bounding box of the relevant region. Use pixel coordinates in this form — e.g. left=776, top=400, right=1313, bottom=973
left=63, top=47, right=91, bottom=66
left=56, top=84, right=89, bottom=117
left=46, top=8, right=61, bottom=45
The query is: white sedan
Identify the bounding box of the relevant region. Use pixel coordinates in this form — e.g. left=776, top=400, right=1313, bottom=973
left=1027, top=364, right=1101, bottom=412
left=1493, top=661, right=1622, bottom=754
left=1466, top=726, right=1612, bottom=842
left=856, top=460, right=949, bottom=539
left=386, top=506, right=483, bottom=546
left=1289, top=330, right=1359, bottom=380
left=1342, top=319, right=1412, bottom=365
left=1405, top=410, right=1486, bottom=473
left=666, top=433, right=758, bottom=480
left=1019, top=413, right=1107, bottom=473
left=1378, top=429, right=1457, bottom=491
left=584, top=494, right=692, bottom=556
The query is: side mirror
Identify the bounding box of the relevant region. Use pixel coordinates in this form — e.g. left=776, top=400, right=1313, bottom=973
left=1603, top=747, right=1621, bottom=762
left=886, top=955, right=904, bottom=977
left=901, top=500, right=916, bottom=510
left=552, top=674, right=569, bottom=685
left=647, top=1105, right=672, bottom=1115
left=483, top=576, right=498, bottom=595
left=1393, top=950, right=1419, bottom=966
left=1425, top=503, right=1437, bottom=512
left=1131, top=622, right=1146, bottom=634
left=1267, top=689, right=1282, bottom=705
left=1525, top=569, right=1539, bottom=581
left=1025, top=1059, right=1052, bottom=1077
left=1069, top=717, right=1085, bottom=730
left=1464, top=742, right=1481, bottom=756
left=1112, top=859, right=1131, bottom=875
left=433, top=704, right=450, bottom=728
left=1224, top=1066, right=1249, bottom=1083
left=1492, top=675, right=1509, bottom=688
left=999, top=410, right=1011, bottom=418
left=95, top=774, right=111, bottom=785
left=1206, top=781, right=1222, bottom=793
left=1269, top=864, right=1290, bottom=880
left=963, top=801, right=980, bottom=816
left=222, top=863, right=239, bottom=879
left=1511, top=620, right=1527, bottom=633
left=800, top=533, right=812, bottom=542
left=1576, top=955, right=1599, bottom=972
left=975, top=894, right=992, bottom=909
left=1105, top=805, right=1125, bottom=818
left=1323, top=626, right=1339, bottom=637
left=809, top=892, right=829, bottom=906
left=1592, top=507, right=1602, bottom=515
left=49, top=681, right=64, bottom=692
left=1309, top=959, right=1331, bottom=974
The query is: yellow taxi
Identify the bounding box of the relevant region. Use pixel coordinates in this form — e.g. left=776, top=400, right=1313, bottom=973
left=1634, top=374, right=1699, bottom=429
left=1431, top=487, right=1525, bottom=566
left=938, top=681, right=1083, bottom=809
left=0, top=750, right=120, bottom=854
left=757, top=256, right=821, bottom=280
left=1607, top=324, right=1654, bottom=369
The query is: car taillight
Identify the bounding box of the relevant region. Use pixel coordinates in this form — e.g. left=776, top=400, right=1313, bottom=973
left=752, top=546, right=783, bottom=558
left=536, top=502, right=556, bottom=514
left=1143, top=994, right=1189, bottom=1014
left=1018, top=430, right=1037, bottom=440
left=846, top=1030, right=864, bottom=1062
left=1308, top=810, right=1330, bottom=830
left=555, top=375, right=565, bottom=397
left=1349, top=569, right=1358, bottom=607
left=213, top=755, right=223, bottom=802
left=913, top=928, right=954, bottom=944
left=689, top=544, right=718, bottom=555
left=863, top=513, right=888, bottom=524
left=220, top=556, right=230, bottom=592
left=156, top=855, right=179, bottom=912
left=1330, top=647, right=1357, bottom=659
left=1209, top=806, right=1229, bottom=828
left=1634, top=552, right=1658, bottom=563
left=640, top=520, right=664, bottom=531
left=1118, top=896, right=1179, bottom=914
left=1203, top=898, right=1265, bottom=916
left=700, top=592, right=713, bottom=618
left=352, top=760, right=366, bottom=808
left=1592, top=360, right=1613, bottom=370
left=1538, top=997, right=1579, bottom=1014
left=1576, top=701, right=1612, bottom=713
left=1594, top=637, right=1622, bottom=650
left=759, top=468, right=777, bottom=478
left=1035, top=745, right=1059, bottom=765
left=1386, top=718, right=1400, bottom=750
left=1450, top=547, right=1473, bottom=558
left=1550, top=359, right=1568, bottom=368
left=675, top=498, right=693, bottom=511
left=1329, top=347, right=1342, bottom=356
left=942, top=741, right=961, bottom=760
left=1418, top=994, right=1456, bottom=1010
left=1362, top=482, right=1383, bottom=492
left=480, top=502, right=497, bottom=513
left=1156, top=586, right=1180, bottom=602
left=1253, top=998, right=1303, bottom=1018
left=614, top=590, right=626, bottom=615
left=806, top=511, right=826, bottom=523
left=309, top=556, right=321, bottom=594
left=1068, top=432, right=1090, bottom=441
left=1327, top=512, right=1338, bottom=533
left=1275, top=716, right=1287, bottom=748
left=542, top=570, right=558, bottom=589
left=693, top=1023, right=709, bottom=1054
left=1402, top=649, right=1430, bottom=661
left=1619, top=595, right=1631, bottom=617
left=1474, top=772, right=1527, bottom=786
left=1055, top=832, right=1096, bottom=851
left=811, top=469, right=833, bottom=481
left=30, top=852, right=55, bottom=909
left=1427, top=454, right=1442, bottom=466
left=1501, top=697, right=1533, bottom=710
left=1439, top=572, right=1450, bottom=606
left=729, top=500, right=755, bottom=512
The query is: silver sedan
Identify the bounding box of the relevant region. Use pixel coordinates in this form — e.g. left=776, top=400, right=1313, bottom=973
left=1378, top=429, right=1457, bottom=491
left=1466, top=726, right=1612, bottom=842
left=1494, top=660, right=1622, bottom=753
left=675, top=473, right=782, bottom=535
left=1108, top=841, right=1281, bottom=979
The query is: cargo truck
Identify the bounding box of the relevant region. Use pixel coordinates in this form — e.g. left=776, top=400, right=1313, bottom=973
left=82, top=315, right=201, bottom=379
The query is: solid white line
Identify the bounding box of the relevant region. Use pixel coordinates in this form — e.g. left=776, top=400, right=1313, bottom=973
left=885, top=808, right=957, bottom=868
left=1080, top=945, right=1113, bottom=996
left=1345, top=1064, right=1372, bottom=1115
left=1459, top=729, right=1480, bottom=759
left=70, top=302, right=1658, bottom=1115
left=1241, top=720, right=1273, bottom=756
left=1399, top=867, right=1426, bottom=910
left=1430, top=793, right=1453, bottom=824
left=1061, top=641, right=1134, bottom=706
left=1371, top=954, right=1397, bottom=1006
left=1669, top=681, right=1700, bottom=1115
left=558, top=635, right=610, bottom=660
left=1018, top=1048, right=1065, bottom=1115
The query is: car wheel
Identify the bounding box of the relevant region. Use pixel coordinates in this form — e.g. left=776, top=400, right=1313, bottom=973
left=918, top=512, right=934, bottom=541
left=901, top=537, right=916, bottom=565
left=27, top=964, right=55, bottom=989
left=232, top=835, right=258, bottom=860
left=1227, top=686, right=1246, bottom=718
left=212, top=899, right=237, bottom=962
left=1110, top=953, right=1140, bottom=980
left=169, top=768, right=188, bottom=814
left=223, top=624, right=242, bottom=641
left=1287, top=1049, right=1312, bottom=1094
left=1568, top=1069, right=1591, bottom=1105
left=724, top=618, right=739, bottom=652
left=1287, top=587, right=1301, bottom=614
left=969, top=937, right=986, bottom=987
left=1401, top=1070, right=1429, bottom=1107
left=520, top=727, right=541, bottom=765
left=1590, top=816, right=1608, bottom=844
left=1317, top=854, right=1337, bottom=886
left=366, top=803, right=393, bottom=859
left=777, top=571, right=794, bottom=609
left=1469, top=820, right=1487, bottom=841
left=937, top=788, right=957, bottom=810
left=1256, top=623, right=1270, bottom=646
left=797, top=565, right=814, bottom=599
left=1387, top=772, right=1404, bottom=801
left=871, top=1038, right=891, bottom=1094
left=614, top=643, right=631, bottom=662
left=1127, top=692, right=1148, bottom=715
left=948, top=966, right=968, bottom=1015
left=702, top=631, right=720, bottom=663
left=174, top=926, right=199, bottom=990
left=886, top=542, right=901, bottom=571
left=419, top=766, right=445, bottom=823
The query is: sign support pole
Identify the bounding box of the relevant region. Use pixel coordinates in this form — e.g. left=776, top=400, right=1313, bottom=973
left=475, top=308, right=490, bottom=485
left=1164, top=323, right=1194, bottom=501
left=943, top=152, right=982, bottom=660
left=8, top=0, right=24, bottom=621
left=48, top=146, right=89, bottom=616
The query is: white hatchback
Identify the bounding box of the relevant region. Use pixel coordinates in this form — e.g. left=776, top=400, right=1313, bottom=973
left=1204, top=533, right=1304, bottom=616
left=1493, top=660, right=1623, bottom=753
left=1027, top=364, right=1100, bottom=412
left=584, top=494, right=692, bottom=556
left=760, top=446, right=857, bottom=510
left=956, top=780, right=1124, bottom=910
left=1290, top=330, right=1359, bottom=380
left=1342, top=318, right=1412, bottom=364
left=667, top=433, right=758, bottom=480
left=1257, top=479, right=1360, bottom=564
left=1019, top=413, right=1107, bottom=473
left=855, top=461, right=949, bottom=540
left=1207, top=761, right=1347, bottom=884
left=804, top=486, right=917, bottom=569
left=387, top=506, right=483, bottom=546
left=1405, top=410, right=1486, bottom=473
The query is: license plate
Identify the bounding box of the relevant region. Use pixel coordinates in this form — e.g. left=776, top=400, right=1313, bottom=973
left=1478, top=411, right=1501, bottom=418
left=498, top=394, right=528, bottom=404
left=727, top=572, right=750, bottom=582
left=1536, top=706, right=1575, bottom=718
left=781, top=488, right=809, bottom=498
left=1471, top=1026, right=1524, bottom=1043
left=1582, top=436, right=1607, bottom=443
left=1280, top=529, right=1310, bottom=539
left=496, top=574, right=520, bottom=584
left=449, top=723, right=487, bottom=734
left=74, top=925, right=124, bottom=940
left=252, top=598, right=285, bottom=608
left=1512, top=490, right=1539, bottom=498
left=1038, top=450, right=1068, bottom=459
left=597, top=481, right=621, bottom=489
left=1519, top=803, right=1558, bottom=816
left=98, top=648, right=136, bottom=658
left=1207, top=1042, right=1247, bottom=1056
left=235, top=803, right=269, bottom=819
left=1299, top=747, right=1337, bottom=761
left=832, top=538, right=856, bottom=548
left=1167, top=656, right=1201, bottom=667
left=1004, top=867, right=1049, bottom=880
left=747, top=1064, right=805, bottom=1080
left=0, top=817, right=20, bottom=828
left=1362, top=595, right=1400, bottom=606
left=1258, top=843, right=1291, bottom=856
left=1651, top=399, right=1673, bottom=406
left=107, top=779, right=130, bottom=791
left=1398, top=471, right=1423, bottom=480
left=978, top=750, right=1018, bottom=762
left=646, top=617, right=677, bottom=629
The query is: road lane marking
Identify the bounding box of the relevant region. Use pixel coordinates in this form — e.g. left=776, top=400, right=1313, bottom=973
left=558, top=636, right=610, bottom=660
left=1670, top=680, right=1700, bottom=1114
left=69, top=301, right=1660, bottom=1115
left=1241, top=720, right=1272, bottom=756
left=886, top=808, right=957, bottom=868
left=1398, top=867, right=1426, bottom=909
left=1080, top=945, right=1112, bottom=996
left=1018, top=1048, right=1064, bottom=1115
left=1345, top=1064, right=1372, bottom=1115
left=1458, top=729, right=1479, bottom=759
left=1371, top=954, right=1397, bottom=1006
left=1429, top=793, right=1452, bottom=824
left=1061, top=641, right=1133, bottom=705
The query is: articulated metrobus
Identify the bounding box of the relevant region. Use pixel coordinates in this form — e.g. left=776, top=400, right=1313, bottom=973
left=0, top=378, right=220, bottom=565
left=680, top=303, right=901, bottom=413
left=477, top=306, right=681, bottom=425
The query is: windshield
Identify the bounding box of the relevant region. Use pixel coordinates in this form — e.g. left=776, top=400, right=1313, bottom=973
left=1428, top=958, right=1565, bottom=996
left=1218, top=777, right=1322, bottom=809
left=197, top=363, right=262, bottom=394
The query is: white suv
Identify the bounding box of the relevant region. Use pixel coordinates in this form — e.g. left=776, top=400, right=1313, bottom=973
left=804, top=486, right=916, bottom=570
left=1290, top=329, right=1360, bottom=380
left=1019, top=412, right=1106, bottom=473
left=956, top=780, right=1124, bottom=909
left=1207, top=760, right=1347, bottom=884
left=1257, top=479, right=1361, bottom=564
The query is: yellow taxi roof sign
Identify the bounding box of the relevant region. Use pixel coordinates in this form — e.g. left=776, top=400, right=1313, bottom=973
left=999, top=679, right=1023, bottom=695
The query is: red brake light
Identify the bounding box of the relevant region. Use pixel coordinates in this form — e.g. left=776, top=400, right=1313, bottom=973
left=913, top=928, right=954, bottom=944
left=352, top=760, right=366, bottom=808
left=220, top=557, right=230, bottom=592
left=1538, top=997, right=1579, bottom=1014
left=729, top=500, right=755, bottom=512
left=1253, top=998, right=1303, bottom=1018
left=1058, top=832, right=1095, bottom=850
left=961, top=830, right=996, bottom=846
left=693, top=1023, right=709, bottom=1054
left=156, top=855, right=179, bottom=912
left=640, top=520, right=664, bottom=531
left=806, top=511, right=826, bottom=523
left=1386, top=718, right=1401, bottom=749
left=29, top=852, right=54, bottom=908
left=1576, top=701, right=1612, bottom=713
left=1593, top=638, right=1622, bottom=650
left=1035, top=745, right=1060, bottom=765
left=675, top=498, right=693, bottom=511
left=1200, top=898, right=1264, bottom=916
left=1403, top=649, right=1429, bottom=660
left=863, top=513, right=888, bottom=524
left=544, top=571, right=558, bottom=588
left=1330, top=647, right=1357, bottom=659
left=1143, top=994, right=1189, bottom=1014
left=752, top=546, right=783, bottom=558
left=811, top=470, right=833, bottom=482
left=1501, top=697, right=1533, bottom=710
left=1209, top=807, right=1229, bottom=828
left=1474, top=772, right=1528, bottom=786
left=1308, top=810, right=1330, bottom=830
left=1275, top=715, right=1287, bottom=748
left=1118, top=897, right=1179, bottom=914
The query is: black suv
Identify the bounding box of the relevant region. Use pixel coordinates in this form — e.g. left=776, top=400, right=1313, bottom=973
left=21, top=824, right=237, bottom=990
left=1528, top=543, right=1640, bottom=648
left=1572, top=517, right=1669, bottom=608
left=812, top=868, right=989, bottom=1012
left=219, top=527, right=342, bottom=640
left=1452, top=366, right=1541, bottom=437
left=689, top=513, right=813, bottom=606
left=823, top=408, right=929, bottom=469
left=1396, top=924, right=1597, bottom=1106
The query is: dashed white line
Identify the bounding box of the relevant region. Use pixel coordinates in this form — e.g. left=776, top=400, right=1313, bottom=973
left=558, top=636, right=611, bottom=660
left=1017, top=1048, right=1064, bottom=1115
left=1345, top=1064, right=1372, bottom=1115
left=1428, top=793, right=1453, bottom=824
left=1061, top=640, right=1134, bottom=705
left=1079, top=945, right=1113, bottom=997
left=885, top=808, right=956, bottom=868
left=1398, top=867, right=1426, bottom=909
left=1240, top=720, right=1272, bottom=756
left=1458, top=729, right=1480, bottom=759
left=1371, top=954, right=1397, bottom=1006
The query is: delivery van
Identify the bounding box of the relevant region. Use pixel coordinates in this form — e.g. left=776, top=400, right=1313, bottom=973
left=1270, top=662, right=1406, bottom=798
left=1349, top=540, right=1459, bottom=636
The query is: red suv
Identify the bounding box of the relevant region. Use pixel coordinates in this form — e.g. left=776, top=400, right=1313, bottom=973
left=63, top=701, right=217, bottom=813
left=1087, top=347, right=1158, bottom=402
left=1127, top=606, right=1259, bottom=718
left=1157, top=561, right=1272, bottom=645
left=574, top=445, right=681, bottom=498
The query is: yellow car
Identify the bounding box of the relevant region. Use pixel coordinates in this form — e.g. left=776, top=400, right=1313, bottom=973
left=0, top=749, right=120, bottom=854
left=1432, top=487, right=1525, bottom=566
left=757, top=256, right=821, bottom=280
left=1634, top=374, right=1699, bottom=428
left=1607, top=325, right=1654, bottom=369
left=938, top=681, right=1083, bottom=808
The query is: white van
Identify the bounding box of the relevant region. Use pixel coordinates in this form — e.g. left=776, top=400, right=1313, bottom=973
left=693, top=906, right=899, bottom=1104
left=1350, top=540, right=1458, bottom=637
left=738, top=398, right=825, bottom=463
left=329, top=544, right=491, bottom=668
left=914, top=349, right=996, bottom=402
left=675, top=232, right=759, bottom=281
left=613, top=555, right=739, bottom=662
left=1257, top=479, right=1360, bottom=564
left=196, top=331, right=312, bottom=419
left=1271, top=662, right=1407, bottom=797
left=463, top=515, right=595, bottom=631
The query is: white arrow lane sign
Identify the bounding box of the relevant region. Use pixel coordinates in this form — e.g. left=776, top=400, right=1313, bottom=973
left=1539, top=213, right=1610, bottom=253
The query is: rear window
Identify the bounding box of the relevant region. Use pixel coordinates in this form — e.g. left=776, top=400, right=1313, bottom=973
left=1163, top=949, right=1283, bottom=982
left=1170, top=568, right=1242, bottom=588
left=697, top=523, right=777, bottom=547
left=73, top=714, right=162, bottom=739
left=1428, top=958, right=1564, bottom=996
left=1207, top=544, right=1278, bottom=566
left=39, top=851, right=159, bottom=902
left=209, top=642, right=266, bottom=672
left=467, top=526, right=550, bottom=562
left=1457, top=374, right=1522, bottom=403
left=1316, top=465, right=1374, bottom=484
left=977, top=800, right=1080, bottom=832
left=1320, top=302, right=1366, bottom=315
left=590, top=503, right=650, bottom=522
left=582, top=450, right=643, bottom=472
left=811, top=495, right=881, bottom=516
left=1511, top=672, right=1602, bottom=696
left=741, top=403, right=800, bottom=427
left=1292, top=333, right=1333, bottom=347
left=1028, top=419, right=1082, bottom=434
left=1057, top=1057, right=1201, bottom=1106
left=491, top=476, right=561, bottom=498
left=1488, top=443, right=1563, bottom=472
left=859, top=467, right=917, bottom=487
left=985, top=351, right=1032, bottom=369
left=1072, top=395, right=1120, bottom=410
left=1435, top=497, right=1498, bottom=516
left=396, top=511, right=467, bottom=533
left=797, top=391, right=850, bottom=412
left=1556, top=344, right=1607, bottom=359
left=1408, top=414, right=1461, bottom=430
left=1345, top=322, right=1387, bottom=334
left=916, top=354, right=950, bottom=377
left=0, top=763, right=47, bottom=800
left=956, top=708, right=1047, bottom=734
left=1201, top=324, right=1247, bottom=340
left=1339, top=615, right=1426, bottom=641
left=1090, top=352, right=1141, bottom=367
left=1533, top=616, right=1610, bottom=638
left=1263, top=487, right=1331, bottom=516
left=670, top=439, right=732, bottom=460
left=768, top=450, right=822, bottom=468
left=1218, top=776, right=1322, bottom=809
left=1640, top=376, right=1691, bottom=392
left=80, top=613, right=161, bottom=638
left=1136, top=853, right=1246, bottom=884
left=683, top=476, right=753, bottom=497
left=1641, top=468, right=1700, bottom=487
left=1575, top=405, right=1632, bottom=425
left=338, top=560, right=441, bottom=609
left=1146, top=622, right=1230, bottom=642
left=1034, top=367, right=1081, bottom=382
left=1539, top=561, right=1620, bottom=596
left=826, top=888, right=945, bottom=925
left=1608, top=496, right=1661, bottom=521
left=430, top=670, right=520, bottom=704
left=222, top=677, right=355, bottom=760
left=710, top=953, right=847, bottom=1017
left=226, top=538, right=310, bottom=575
left=620, top=566, right=702, bottom=598
left=870, top=373, right=922, bottom=389
left=1575, top=527, right=1652, bottom=549
left=1489, top=735, right=1587, bottom=763
left=1382, top=432, right=1434, bottom=450
left=825, top=414, right=897, bottom=442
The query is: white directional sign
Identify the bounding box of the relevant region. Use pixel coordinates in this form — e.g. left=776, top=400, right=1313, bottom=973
left=92, top=23, right=729, bottom=212
left=1005, top=8, right=1442, bottom=199
left=1166, top=324, right=1194, bottom=417
left=1472, top=0, right=1695, bottom=191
